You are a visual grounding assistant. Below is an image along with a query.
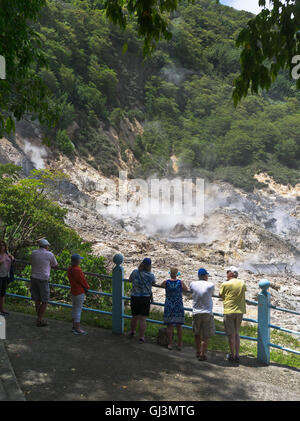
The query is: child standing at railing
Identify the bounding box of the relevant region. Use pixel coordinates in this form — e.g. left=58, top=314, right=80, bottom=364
left=67, top=254, right=90, bottom=335
left=161, top=268, right=188, bottom=350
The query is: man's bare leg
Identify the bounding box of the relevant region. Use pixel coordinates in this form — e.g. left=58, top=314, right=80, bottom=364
left=200, top=338, right=209, bottom=357
left=35, top=301, right=41, bottom=320
left=37, top=302, right=47, bottom=322
left=235, top=333, right=240, bottom=358
left=228, top=334, right=236, bottom=357
left=195, top=335, right=201, bottom=356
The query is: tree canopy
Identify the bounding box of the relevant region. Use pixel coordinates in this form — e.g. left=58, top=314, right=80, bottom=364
left=0, top=163, right=88, bottom=254
left=1, top=0, right=300, bottom=135
left=233, top=0, right=300, bottom=104
left=0, top=0, right=59, bottom=137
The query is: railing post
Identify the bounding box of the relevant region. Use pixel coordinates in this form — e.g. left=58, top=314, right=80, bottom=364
left=112, top=253, right=124, bottom=334
left=257, top=279, right=271, bottom=365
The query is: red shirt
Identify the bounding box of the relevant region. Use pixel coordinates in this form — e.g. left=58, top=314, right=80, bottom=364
left=67, top=265, right=90, bottom=296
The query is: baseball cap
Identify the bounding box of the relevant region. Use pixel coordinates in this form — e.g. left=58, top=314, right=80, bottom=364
left=142, top=257, right=152, bottom=265
left=198, top=268, right=209, bottom=277
left=226, top=266, right=238, bottom=273
left=38, top=239, right=50, bottom=247
left=71, top=253, right=84, bottom=262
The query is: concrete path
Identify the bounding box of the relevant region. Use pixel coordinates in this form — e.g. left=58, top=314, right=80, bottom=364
left=1, top=312, right=300, bottom=401
left=0, top=339, right=25, bottom=401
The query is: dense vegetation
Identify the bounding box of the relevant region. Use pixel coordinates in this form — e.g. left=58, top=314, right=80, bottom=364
left=32, top=0, right=300, bottom=190
left=0, top=0, right=58, bottom=137
left=0, top=163, right=108, bottom=296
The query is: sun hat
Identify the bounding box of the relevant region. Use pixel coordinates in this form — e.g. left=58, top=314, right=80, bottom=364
left=198, top=268, right=209, bottom=277
left=38, top=239, right=50, bottom=247
left=226, top=266, right=238, bottom=273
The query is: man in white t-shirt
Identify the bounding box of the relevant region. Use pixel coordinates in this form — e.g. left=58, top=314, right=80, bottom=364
left=30, top=239, right=58, bottom=327
left=189, top=268, right=215, bottom=361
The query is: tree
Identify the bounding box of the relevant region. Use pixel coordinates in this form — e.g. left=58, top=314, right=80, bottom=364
left=0, top=164, right=87, bottom=255
left=275, top=137, right=298, bottom=165
left=56, top=129, right=75, bottom=155
left=0, top=0, right=58, bottom=136
left=233, top=0, right=300, bottom=105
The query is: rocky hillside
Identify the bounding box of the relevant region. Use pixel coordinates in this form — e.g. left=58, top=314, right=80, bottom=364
left=1, top=0, right=300, bottom=332
left=1, top=132, right=300, bottom=332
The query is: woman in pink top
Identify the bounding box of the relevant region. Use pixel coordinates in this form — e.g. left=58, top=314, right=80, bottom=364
left=0, top=241, right=14, bottom=316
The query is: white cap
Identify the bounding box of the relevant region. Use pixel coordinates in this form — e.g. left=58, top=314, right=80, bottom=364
left=226, top=266, right=238, bottom=273
left=38, top=239, right=50, bottom=247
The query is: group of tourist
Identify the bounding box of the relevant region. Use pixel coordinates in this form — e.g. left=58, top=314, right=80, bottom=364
left=128, top=257, right=246, bottom=363
left=0, top=238, right=246, bottom=362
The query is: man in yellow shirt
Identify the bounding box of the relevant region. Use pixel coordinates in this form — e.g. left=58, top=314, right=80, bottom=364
left=219, top=266, right=246, bottom=363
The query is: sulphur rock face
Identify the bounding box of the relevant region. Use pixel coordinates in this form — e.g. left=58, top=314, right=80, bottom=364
left=254, top=173, right=300, bottom=199
left=0, top=137, right=23, bottom=165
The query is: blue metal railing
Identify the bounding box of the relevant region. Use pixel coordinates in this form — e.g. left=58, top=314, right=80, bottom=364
left=7, top=256, right=300, bottom=364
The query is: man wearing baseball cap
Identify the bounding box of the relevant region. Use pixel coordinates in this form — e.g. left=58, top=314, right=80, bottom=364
left=190, top=268, right=215, bottom=361
left=219, top=266, right=246, bottom=363
left=30, top=239, right=58, bottom=327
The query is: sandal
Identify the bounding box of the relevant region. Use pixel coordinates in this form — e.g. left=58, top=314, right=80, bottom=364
left=139, top=337, right=145, bottom=344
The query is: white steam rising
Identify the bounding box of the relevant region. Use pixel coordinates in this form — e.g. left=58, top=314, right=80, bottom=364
left=94, top=175, right=205, bottom=235
left=79, top=172, right=300, bottom=274
left=161, top=65, right=193, bottom=85
left=23, top=140, right=47, bottom=169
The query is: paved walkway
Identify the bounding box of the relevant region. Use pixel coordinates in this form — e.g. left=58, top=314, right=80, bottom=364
left=0, top=339, right=25, bottom=401
left=1, top=312, right=300, bottom=401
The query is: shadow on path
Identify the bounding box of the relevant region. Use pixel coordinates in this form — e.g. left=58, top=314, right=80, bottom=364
left=3, top=312, right=300, bottom=401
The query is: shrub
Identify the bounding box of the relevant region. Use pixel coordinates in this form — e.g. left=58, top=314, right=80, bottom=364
left=56, top=129, right=75, bottom=155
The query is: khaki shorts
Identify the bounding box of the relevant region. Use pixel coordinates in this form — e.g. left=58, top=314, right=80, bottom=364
left=224, top=313, right=243, bottom=336
left=30, top=277, right=50, bottom=303
left=192, top=313, right=215, bottom=338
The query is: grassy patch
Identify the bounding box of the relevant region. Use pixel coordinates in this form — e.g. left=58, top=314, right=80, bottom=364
left=5, top=297, right=299, bottom=369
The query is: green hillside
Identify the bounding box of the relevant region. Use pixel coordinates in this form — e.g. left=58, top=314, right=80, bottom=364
left=36, top=0, right=300, bottom=190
